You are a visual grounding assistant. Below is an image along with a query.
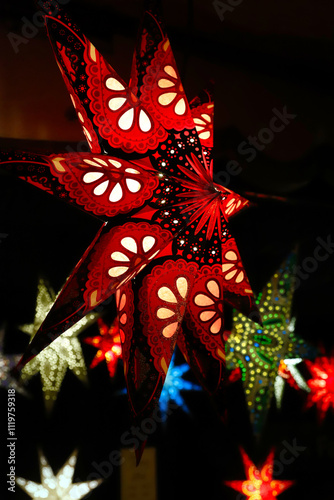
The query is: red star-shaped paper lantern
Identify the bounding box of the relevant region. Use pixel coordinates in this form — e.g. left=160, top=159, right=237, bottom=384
left=1, top=3, right=259, bottom=459
left=225, top=448, right=294, bottom=499
left=84, top=318, right=122, bottom=377
left=305, top=355, right=334, bottom=421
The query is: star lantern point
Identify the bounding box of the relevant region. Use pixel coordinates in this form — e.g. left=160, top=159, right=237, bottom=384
left=224, top=448, right=294, bottom=500
left=1, top=3, right=258, bottom=454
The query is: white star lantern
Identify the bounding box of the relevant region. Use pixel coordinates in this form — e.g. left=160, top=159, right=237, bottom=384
left=16, top=450, right=102, bottom=500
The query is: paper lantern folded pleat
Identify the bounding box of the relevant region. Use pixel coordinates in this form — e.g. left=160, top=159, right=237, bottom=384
left=44, top=9, right=167, bottom=154
left=1, top=3, right=259, bottom=456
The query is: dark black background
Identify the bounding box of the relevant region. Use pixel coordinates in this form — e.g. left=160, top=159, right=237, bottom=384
left=0, top=0, right=334, bottom=498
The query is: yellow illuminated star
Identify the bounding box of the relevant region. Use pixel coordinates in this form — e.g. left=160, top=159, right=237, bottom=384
left=16, top=449, right=102, bottom=499
left=20, top=279, right=97, bottom=410
left=0, top=327, right=27, bottom=395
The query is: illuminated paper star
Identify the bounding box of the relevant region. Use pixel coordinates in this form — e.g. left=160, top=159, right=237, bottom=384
left=1, top=3, right=259, bottom=461
left=224, top=448, right=294, bottom=499
left=226, top=253, right=311, bottom=433
left=84, top=318, right=122, bottom=377
left=20, top=279, right=97, bottom=410
left=305, top=355, right=334, bottom=422
left=159, top=354, right=201, bottom=416
left=274, top=357, right=310, bottom=409
left=16, top=449, right=102, bottom=500
left=0, top=327, right=27, bottom=395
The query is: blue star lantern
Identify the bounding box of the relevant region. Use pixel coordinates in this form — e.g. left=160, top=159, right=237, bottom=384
left=159, top=354, right=201, bottom=417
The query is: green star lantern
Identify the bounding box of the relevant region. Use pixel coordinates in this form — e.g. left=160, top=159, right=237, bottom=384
left=226, top=253, right=312, bottom=433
